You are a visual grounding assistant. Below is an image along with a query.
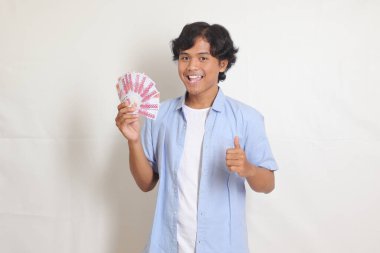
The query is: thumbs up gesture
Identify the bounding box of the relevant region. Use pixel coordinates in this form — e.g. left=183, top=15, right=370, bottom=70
left=226, top=136, right=255, bottom=178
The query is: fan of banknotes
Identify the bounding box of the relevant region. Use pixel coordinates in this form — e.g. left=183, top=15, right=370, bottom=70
left=116, top=72, right=160, bottom=120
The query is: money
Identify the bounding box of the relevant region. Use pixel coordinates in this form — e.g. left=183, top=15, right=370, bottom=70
left=116, top=72, right=160, bottom=120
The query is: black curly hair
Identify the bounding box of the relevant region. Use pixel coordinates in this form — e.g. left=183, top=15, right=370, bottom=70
left=171, top=22, right=238, bottom=82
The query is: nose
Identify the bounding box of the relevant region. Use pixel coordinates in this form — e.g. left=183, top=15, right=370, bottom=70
left=187, top=58, right=199, bottom=71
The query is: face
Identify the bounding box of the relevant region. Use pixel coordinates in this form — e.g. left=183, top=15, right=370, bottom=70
left=178, top=37, right=227, bottom=100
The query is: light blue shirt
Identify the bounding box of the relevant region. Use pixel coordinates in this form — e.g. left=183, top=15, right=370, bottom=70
left=141, top=88, right=278, bottom=253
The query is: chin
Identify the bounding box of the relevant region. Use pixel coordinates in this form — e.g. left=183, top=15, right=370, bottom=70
left=185, top=86, right=199, bottom=94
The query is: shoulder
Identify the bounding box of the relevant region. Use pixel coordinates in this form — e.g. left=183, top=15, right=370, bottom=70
left=223, top=95, right=264, bottom=123
left=159, top=96, right=181, bottom=112
left=144, top=95, right=182, bottom=127
left=157, top=96, right=181, bottom=118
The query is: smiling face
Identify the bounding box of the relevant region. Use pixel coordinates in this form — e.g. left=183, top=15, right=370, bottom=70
left=178, top=37, right=227, bottom=107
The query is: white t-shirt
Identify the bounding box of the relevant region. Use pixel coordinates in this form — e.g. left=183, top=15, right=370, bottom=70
left=177, top=104, right=210, bottom=253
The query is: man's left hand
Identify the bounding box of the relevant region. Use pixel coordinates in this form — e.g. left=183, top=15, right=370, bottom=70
left=226, top=136, right=256, bottom=178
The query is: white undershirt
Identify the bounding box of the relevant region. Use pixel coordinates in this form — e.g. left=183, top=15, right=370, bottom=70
left=177, top=104, right=210, bottom=253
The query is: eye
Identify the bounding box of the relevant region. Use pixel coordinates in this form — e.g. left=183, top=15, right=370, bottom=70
left=180, top=56, right=189, bottom=61
left=199, top=57, right=207, bottom=62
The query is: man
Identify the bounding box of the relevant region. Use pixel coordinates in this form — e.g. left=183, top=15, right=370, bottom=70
left=115, top=22, right=278, bottom=253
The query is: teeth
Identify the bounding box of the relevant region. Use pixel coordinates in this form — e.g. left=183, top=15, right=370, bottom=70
left=189, top=75, right=201, bottom=79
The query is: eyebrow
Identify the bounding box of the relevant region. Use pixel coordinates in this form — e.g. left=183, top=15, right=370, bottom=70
left=179, top=52, right=211, bottom=55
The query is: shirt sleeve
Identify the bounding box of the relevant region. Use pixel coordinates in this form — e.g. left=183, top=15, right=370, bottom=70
left=244, top=113, right=278, bottom=171
left=141, top=118, right=158, bottom=173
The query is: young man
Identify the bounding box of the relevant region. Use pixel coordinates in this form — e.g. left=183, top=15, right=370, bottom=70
left=115, top=22, right=278, bottom=253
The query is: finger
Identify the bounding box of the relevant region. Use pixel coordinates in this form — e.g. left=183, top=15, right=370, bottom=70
left=117, top=101, right=129, bottom=110
left=228, top=166, right=240, bottom=173
left=125, top=117, right=139, bottom=124
left=116, top=117, right=139, bottom=128
left=234, top=136, right=240, bottom=149
left=226, top=159, right=243, bottom=167
left=119, top=106, right=137, bottom=114
left=116, top=115, right=138, bottom=125
left=119, top=113, right=139, bottom=121
left=226, top=149, right=243, bottom=155
left=116, top=113, right=138, bottom=124
left=118, top=101, right=137, bottom=112
left=226, top=153, right=244, bottom=160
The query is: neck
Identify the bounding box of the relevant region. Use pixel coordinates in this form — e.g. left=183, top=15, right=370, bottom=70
left=185, top=86, right=218, bottom=109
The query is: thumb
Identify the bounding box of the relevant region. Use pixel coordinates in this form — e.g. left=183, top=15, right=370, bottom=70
left=234, top=136, right=240, bottom=149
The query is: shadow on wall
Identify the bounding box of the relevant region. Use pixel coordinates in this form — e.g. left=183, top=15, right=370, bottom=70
left=103, top=139, right=157, bottom=253
left=104, top=42, right=185, bottom=251
left=109, top=40, right=186, bottom=251
left=107, top=40, right=185, bottom=251
left=62, top=36, right=184, bottom=252
left=107, top=38, right=184, bottom=250
left=62, top=96, right=157, bottom=253
left=132, top=36, right=184, bottom=101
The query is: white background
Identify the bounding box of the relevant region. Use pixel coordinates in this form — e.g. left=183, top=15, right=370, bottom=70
left=1, top=0, right=379, bottom=252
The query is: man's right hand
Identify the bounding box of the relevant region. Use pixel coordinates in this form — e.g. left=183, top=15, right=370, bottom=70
left=115, top=102, right=140, bottom=142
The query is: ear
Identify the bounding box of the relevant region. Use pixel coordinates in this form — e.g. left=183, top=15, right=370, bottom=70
left=219, top=59, right=228, bottom=72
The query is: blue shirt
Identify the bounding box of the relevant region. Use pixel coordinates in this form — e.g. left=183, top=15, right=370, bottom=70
left=141, top=88, right=278, bottom=253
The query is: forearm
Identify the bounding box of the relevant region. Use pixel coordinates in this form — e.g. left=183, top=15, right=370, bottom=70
left=128, top=139, right=158, bottom=192
left=246, top=164, right=275, bottom=193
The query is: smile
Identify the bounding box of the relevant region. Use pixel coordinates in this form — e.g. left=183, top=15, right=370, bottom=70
left=187, top=75, right=203, bottom=83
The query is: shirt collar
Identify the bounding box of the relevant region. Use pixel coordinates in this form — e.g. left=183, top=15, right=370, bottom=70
left=175, top=87, right=225, bottom=112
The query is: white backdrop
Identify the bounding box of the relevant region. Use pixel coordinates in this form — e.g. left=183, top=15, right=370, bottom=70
left=1, top=0, right=379, bottom=252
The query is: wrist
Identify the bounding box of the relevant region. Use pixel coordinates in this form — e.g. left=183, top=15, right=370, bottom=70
left=245, top=163, right=258, bottom=179
left=128, top=138, right=141, bottom=147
